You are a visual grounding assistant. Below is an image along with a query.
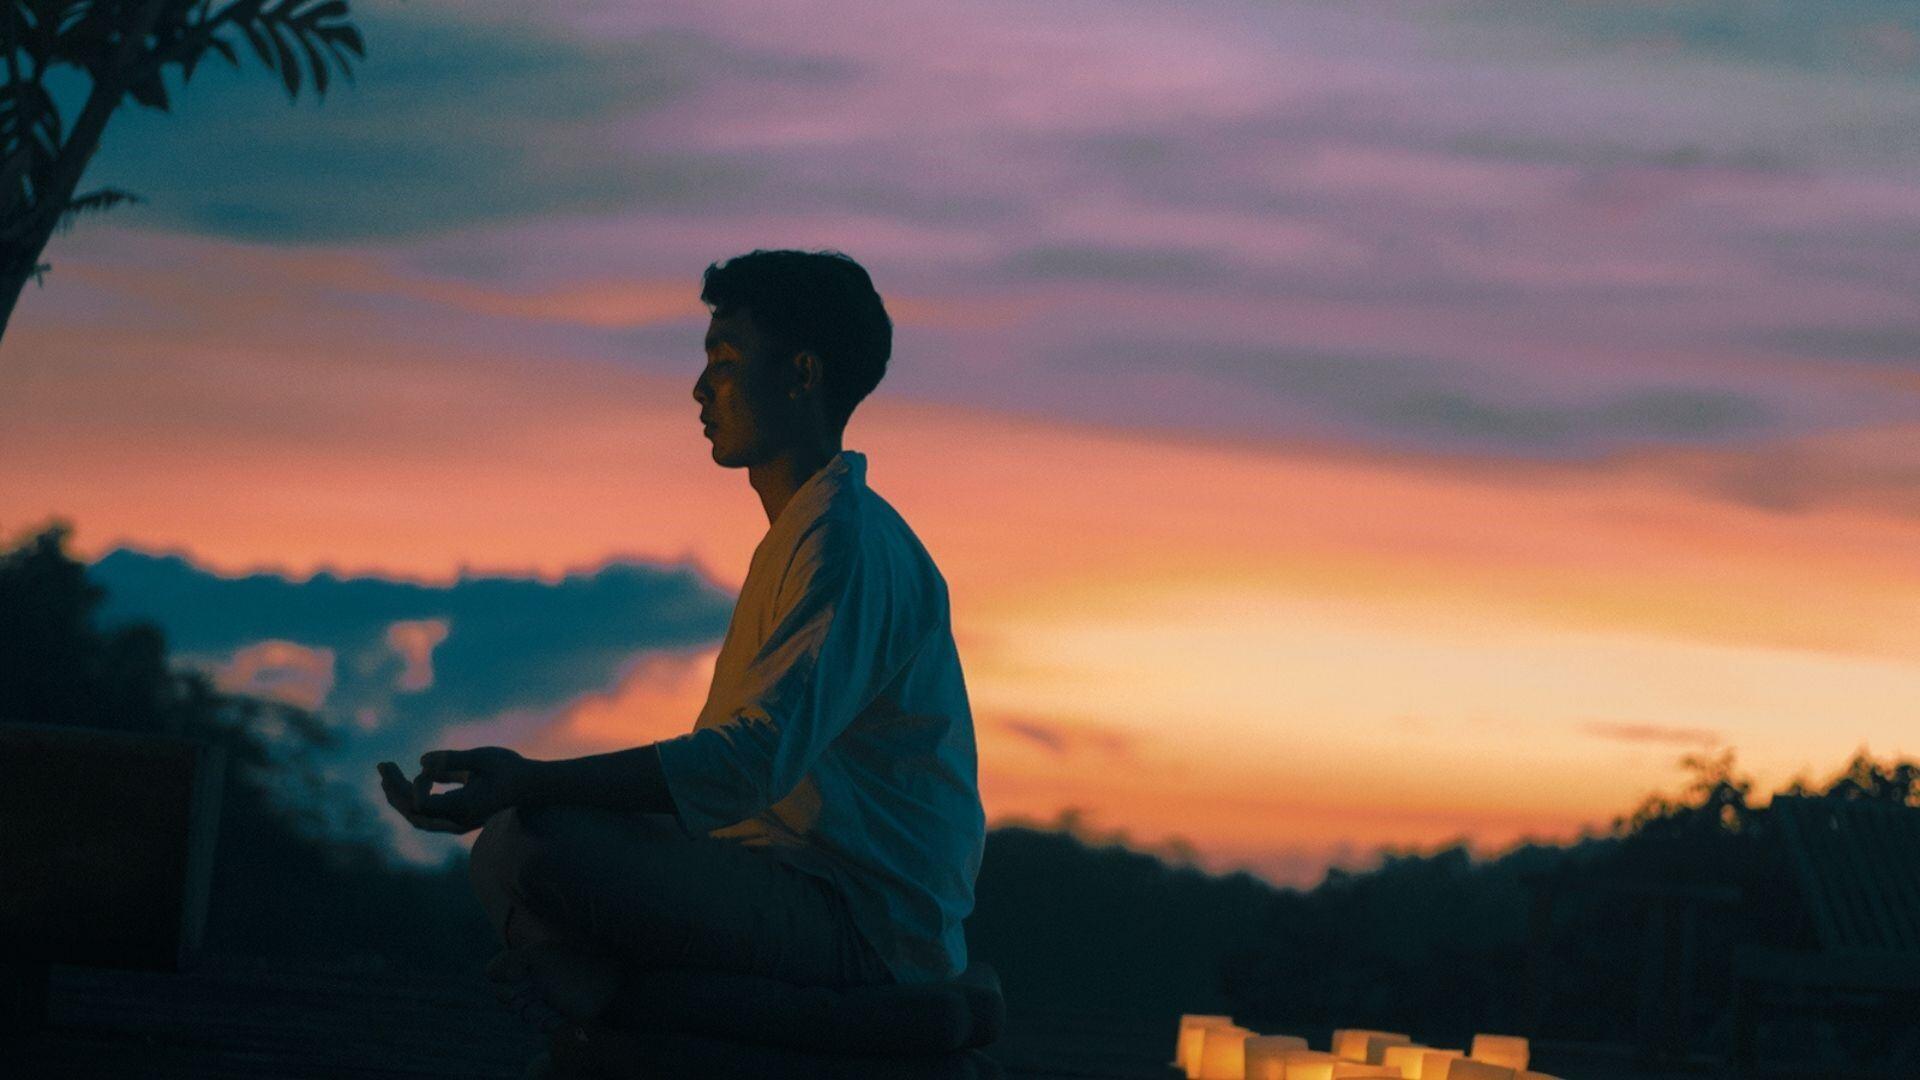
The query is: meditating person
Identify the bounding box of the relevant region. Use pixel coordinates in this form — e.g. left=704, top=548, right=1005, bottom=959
left=376, top=248, right=986, bottom=1036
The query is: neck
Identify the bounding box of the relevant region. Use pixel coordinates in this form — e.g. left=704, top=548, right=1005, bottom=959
left=748, top=434, right=843, bottom=527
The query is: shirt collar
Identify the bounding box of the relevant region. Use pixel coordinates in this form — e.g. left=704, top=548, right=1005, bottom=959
left=769, top=448, right=865, bottom=537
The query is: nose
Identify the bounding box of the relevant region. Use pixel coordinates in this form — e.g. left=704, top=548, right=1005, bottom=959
left=692, top=372, right=710, bottom=407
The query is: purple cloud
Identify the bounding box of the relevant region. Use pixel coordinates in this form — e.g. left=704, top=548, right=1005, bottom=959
left=56, top=0, right=1920, bottom=467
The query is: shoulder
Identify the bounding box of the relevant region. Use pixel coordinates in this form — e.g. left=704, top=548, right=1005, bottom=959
left=865, top=490, right=945, bottom=585
left=774, top=503, right=865, bottom=605
left=790, top=499, right=863, bottom=564
left=858, top=492, right=952, bottom=620
left=782, top=493, right=946, bottom=602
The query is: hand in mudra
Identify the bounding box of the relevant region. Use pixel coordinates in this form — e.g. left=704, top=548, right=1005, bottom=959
left=377, top=746, right=531, bottom=834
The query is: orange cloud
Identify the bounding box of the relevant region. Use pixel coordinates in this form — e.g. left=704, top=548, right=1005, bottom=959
left=988, top=714, right=1135, bottom=760
left=555, top=646, right=721, bottom=752
left=1582, top=720, right=1723, bottom=747
left=427, top=646, right=720, bottom=766
left=42, top=226, right=702, bottom=334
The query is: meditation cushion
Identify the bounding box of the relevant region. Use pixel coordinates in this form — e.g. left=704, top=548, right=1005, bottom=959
left=596, top=960, right=1004, bottom=1055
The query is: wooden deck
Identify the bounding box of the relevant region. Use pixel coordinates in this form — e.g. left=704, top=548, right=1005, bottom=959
left=16, top=955, right=1675, bottom=1079
left=17, top=955, right=1176, bottom=1079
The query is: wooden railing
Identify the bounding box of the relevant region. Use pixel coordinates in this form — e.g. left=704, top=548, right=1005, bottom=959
left=0, top=721, right=226, bottom=1035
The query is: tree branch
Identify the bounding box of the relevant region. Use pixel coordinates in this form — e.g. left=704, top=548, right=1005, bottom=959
left=1, top=58, right=124, bottom=247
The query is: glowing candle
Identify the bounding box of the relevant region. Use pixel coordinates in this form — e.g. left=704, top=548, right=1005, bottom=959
left=1469, top=1035, right=1529, bottom=1071
left=1380, top=1045, right=1435, bottom=1078
left=1197, top=1023, right=1255, bottom=1079
left=1172, top=1015, right=1234, bottom=1074
left=1243, top=1035, right=1309, bottom=1080
left=1332, top=1029, right=1411, bottom=1063
left=1258, top=1048, right=1337, bottom=1080
left=1440, top=1060, right=1515, bottom=1080
left=1288, top=1062, right=1403, bottom=1080
left=1415, top=1051, right=1465, bottom=1080
left=1362, top=1033, right=1413, bottom=1064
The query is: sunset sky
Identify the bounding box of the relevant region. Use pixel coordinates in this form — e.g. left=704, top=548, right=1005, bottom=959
left=4, top=0, right=1917, bottom=885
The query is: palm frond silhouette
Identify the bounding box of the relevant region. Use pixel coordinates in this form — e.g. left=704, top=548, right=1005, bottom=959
left=0, top=0, right=376, bottom=344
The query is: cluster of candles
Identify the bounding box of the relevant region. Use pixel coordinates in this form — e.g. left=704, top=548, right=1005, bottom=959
left=1171, top=1016, right=1560, bottom=1080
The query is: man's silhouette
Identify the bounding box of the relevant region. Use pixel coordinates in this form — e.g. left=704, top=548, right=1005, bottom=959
left=378, top=249, right=986, bottom=1030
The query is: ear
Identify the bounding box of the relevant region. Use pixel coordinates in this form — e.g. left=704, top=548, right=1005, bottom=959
left=790, top=350, right=824, bottom=398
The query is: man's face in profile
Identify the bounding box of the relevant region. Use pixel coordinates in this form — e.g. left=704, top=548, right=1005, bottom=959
left=695, top=306, right=796, bottom=468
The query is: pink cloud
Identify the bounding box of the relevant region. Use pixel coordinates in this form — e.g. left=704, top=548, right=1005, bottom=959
left=211, top=640, right=336, bottom=712
left=384, top=618, right=451, bottom=693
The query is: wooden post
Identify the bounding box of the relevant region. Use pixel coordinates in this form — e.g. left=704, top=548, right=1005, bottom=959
left=0, top=723, right=226, bottom=970
left=1632, top=894, right=1669, bottom=1069
left=1521, top=872, right=1557, bottom=1036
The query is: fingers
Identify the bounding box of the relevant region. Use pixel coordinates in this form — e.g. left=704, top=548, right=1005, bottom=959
left=408, top=811, right=472, bottom=834
left=416, top=785, right=476, bottom=823
left=378, top=762, right=474, bottom=833
left=379, top=762, right=415, bottom=809
left=420, top=749, right=477, bottom=781
left=399, top=803, right=470, bottom=833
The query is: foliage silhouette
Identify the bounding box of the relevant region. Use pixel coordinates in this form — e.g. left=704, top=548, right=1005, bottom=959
left=1, top=519, right=493, bottom=972
left=0, top=0, right=373, bottom=341
left=965, top=816, right=1271, bottom=1017
left=1219, top=748, right=1914, bottom=1055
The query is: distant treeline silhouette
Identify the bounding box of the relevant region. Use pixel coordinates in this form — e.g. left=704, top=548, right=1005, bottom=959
left=4, top=520, right=1913, bottom=1050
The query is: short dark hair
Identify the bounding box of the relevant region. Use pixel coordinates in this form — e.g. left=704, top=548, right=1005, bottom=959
left=700, top=249, right=893, bottom=431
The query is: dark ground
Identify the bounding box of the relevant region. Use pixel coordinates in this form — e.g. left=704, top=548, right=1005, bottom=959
left=17, top=954, right=1696, bottom=1080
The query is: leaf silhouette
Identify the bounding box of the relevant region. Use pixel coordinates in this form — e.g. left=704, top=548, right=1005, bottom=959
left=55, top=186, right=145, bottom=234
left=238, top=17, right=276, bottom=70
left=289, top=18, right=330, bottom=96
left=127, top=73, right=172, bottom=112
left=204, top=34, right=239, bottom=68
left=265, top=17, right=301, bottom=99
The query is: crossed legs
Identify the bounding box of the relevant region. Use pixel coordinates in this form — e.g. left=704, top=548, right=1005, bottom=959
left=468, top=803, right=891, bottom=1002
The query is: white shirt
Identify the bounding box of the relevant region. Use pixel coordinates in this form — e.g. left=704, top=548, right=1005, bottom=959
left=654, top=449, right=986, bottom=984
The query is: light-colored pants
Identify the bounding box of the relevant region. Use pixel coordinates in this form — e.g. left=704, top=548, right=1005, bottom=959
left=468, top=804, right=894, bottom=989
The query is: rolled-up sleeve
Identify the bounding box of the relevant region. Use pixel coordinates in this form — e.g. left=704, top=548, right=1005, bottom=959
left=656, top=517, right=891, bottom=837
